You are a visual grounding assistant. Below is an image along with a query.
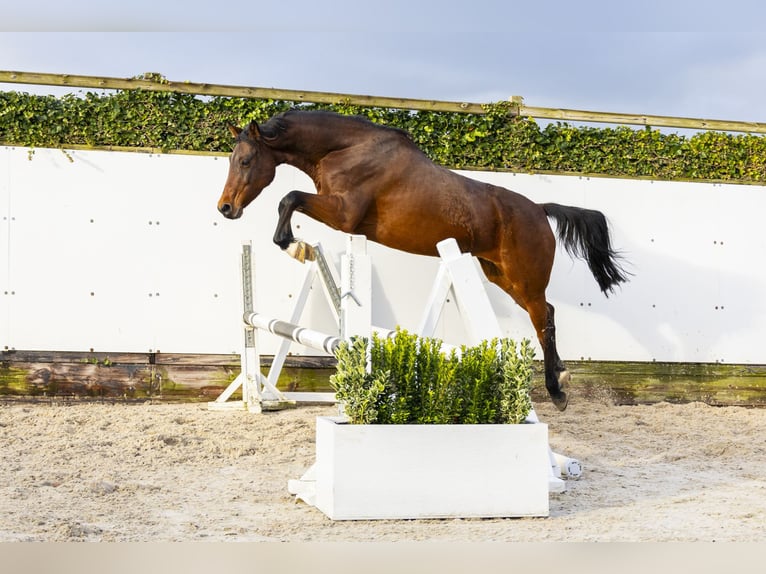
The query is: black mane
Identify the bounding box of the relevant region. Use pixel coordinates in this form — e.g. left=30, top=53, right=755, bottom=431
left=254, top=110, right=412, bottom=143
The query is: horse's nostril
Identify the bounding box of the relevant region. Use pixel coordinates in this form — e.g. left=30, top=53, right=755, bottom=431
left=219, top=203, right=231, bottom=215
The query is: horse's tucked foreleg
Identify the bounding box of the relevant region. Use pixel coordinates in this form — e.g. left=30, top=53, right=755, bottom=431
left=273, top=190, right=304, bottom=249
left=274, top=190, right=368, bottom=250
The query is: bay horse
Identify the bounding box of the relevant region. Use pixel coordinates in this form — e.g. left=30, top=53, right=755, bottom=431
left=217, top=110, right=628, bottom=410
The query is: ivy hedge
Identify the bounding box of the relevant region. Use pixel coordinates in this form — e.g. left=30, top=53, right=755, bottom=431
left=2, top=80, right=766, bottom=183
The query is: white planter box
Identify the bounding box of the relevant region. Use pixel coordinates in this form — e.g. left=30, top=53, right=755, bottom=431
left=313, top=416, right=551, bottom=520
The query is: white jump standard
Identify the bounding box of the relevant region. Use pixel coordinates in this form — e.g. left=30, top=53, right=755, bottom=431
left=210, top=236, right=398, bottom=410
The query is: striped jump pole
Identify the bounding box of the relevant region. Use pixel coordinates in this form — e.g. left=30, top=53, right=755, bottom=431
left=243, top=312, right=342, bottom=355
left=243, top=312, right=416, bottom=359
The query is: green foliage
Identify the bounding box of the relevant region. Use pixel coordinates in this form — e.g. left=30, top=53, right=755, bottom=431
left=2, top=81, right=766, bottom=182
left=329, top=337, right=388, bottom=425
left=330, top=329, right=535, bottom=425
left=498, top=339, right=535, bottom=424
left=0, top=83, right=293, bottom=153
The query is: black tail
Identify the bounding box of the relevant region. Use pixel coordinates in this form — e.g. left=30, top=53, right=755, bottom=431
left=542, top=203, right=630, bottom=295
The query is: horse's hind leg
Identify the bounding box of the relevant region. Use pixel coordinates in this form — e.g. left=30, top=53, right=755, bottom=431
left=526, top=298, right=569, bottom=411
left=479, top=258, right=569, bottom=411
left=543, top=303, right=570, bottom=408
left=546, top=304, right=570, bottom=390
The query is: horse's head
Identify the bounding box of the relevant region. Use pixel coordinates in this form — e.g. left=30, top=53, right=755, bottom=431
left=217, top=122, right=278, bottom=219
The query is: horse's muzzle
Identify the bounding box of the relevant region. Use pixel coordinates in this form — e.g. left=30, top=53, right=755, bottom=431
left=218, top=202, right=242, bottom=220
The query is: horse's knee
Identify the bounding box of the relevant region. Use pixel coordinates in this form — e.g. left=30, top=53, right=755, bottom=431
left=278, top=190, right=302, bottom=212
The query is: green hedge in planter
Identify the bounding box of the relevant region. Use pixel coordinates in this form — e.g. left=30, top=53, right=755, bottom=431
left=330, top=329, right=535, bottom=425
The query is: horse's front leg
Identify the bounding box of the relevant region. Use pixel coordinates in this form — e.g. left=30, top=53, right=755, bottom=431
left=274, top=190, right=366, bottom=250
left=273, top=190, right=305, bottom=249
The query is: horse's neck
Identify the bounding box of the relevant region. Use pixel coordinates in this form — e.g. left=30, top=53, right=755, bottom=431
left=271, top=140, right=319, bottom=179
left=273, top=121, right=355, bottom=178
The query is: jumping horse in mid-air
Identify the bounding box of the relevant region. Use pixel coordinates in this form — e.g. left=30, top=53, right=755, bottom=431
left=217, top=110, right=628, bottom=410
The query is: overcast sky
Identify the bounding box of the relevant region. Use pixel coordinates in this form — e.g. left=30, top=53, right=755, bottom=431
left=2, top=0, right=766, bottom=125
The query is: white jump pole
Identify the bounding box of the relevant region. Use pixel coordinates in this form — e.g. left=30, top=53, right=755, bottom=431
left=243, top=313, right=342, bottom=355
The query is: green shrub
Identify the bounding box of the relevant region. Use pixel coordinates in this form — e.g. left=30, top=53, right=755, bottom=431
left=2, top=86, right=766, bottom=182
left=330, top=329, right=534, bottom=424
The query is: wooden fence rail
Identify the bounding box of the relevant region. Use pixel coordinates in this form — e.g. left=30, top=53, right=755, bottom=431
left=3, top=70, right=766, bottom=135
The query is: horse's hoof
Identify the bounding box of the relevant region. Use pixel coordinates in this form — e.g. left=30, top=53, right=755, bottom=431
left=552, top=392, right=568, bottom=411
left=285, top=240, right=315, bottom=263
left=273, top=232, right=295, bottom=251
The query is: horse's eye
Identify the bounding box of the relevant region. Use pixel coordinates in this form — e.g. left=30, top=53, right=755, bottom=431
left=240, top=159, right=250, bottom=168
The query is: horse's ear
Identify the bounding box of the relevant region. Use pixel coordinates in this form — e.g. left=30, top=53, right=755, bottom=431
left=247, top=121, right=262, bottom=141
left=228, top=124, right=242, bottom=138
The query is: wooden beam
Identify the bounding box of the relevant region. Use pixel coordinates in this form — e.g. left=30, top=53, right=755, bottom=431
left=4, top=70, right=766, bottom=134
left=0, top=70, right=487, bottom=114
left=2, top=350, right=766, bottom=406
left=520, top=105, right=766, bottom=135
left=542, top=360, right=766, bottom=406
left=0, top=350, right=334, bottom=401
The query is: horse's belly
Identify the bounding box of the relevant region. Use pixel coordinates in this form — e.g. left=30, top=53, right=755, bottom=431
left=359, top=220, right=471, bottom=258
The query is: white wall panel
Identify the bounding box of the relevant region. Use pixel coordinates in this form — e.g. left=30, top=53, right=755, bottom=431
left=461, top=172, right=766, bottom=363
left=1, top=148, right=10, bottom=349
left=3, top=145, right=765, bottom=364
